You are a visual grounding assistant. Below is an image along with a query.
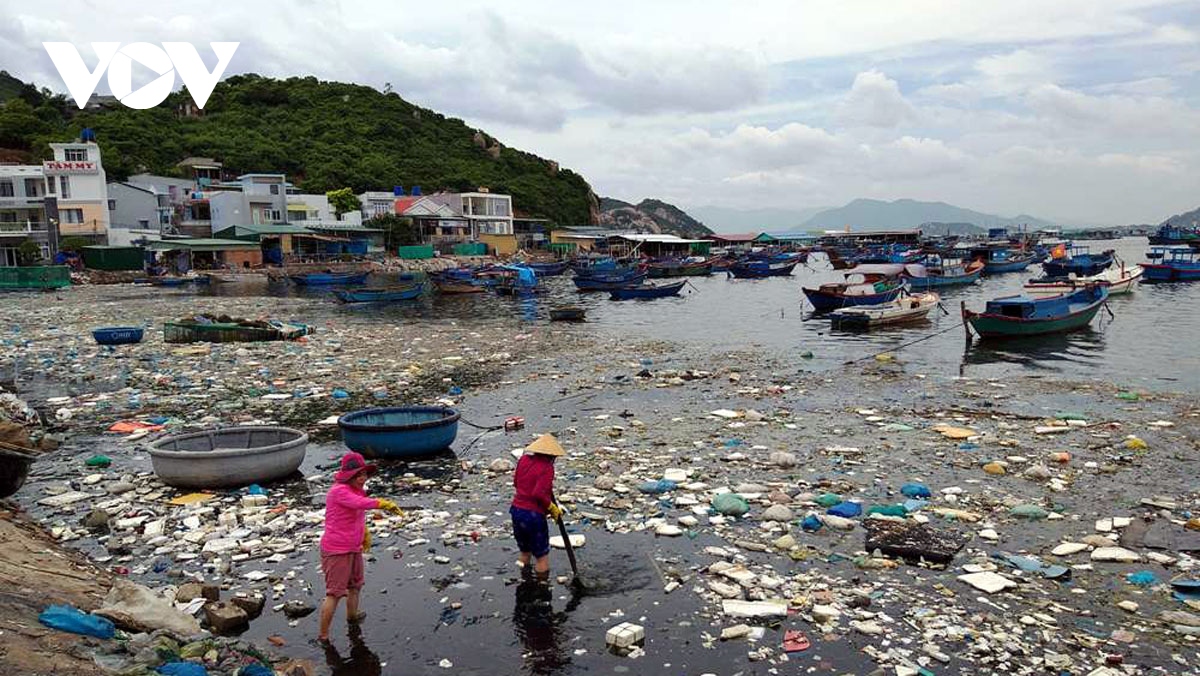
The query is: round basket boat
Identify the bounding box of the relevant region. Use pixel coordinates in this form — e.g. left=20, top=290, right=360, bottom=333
left=0, top=447, right=35, bottom=498
left=147, top=426, right=308, bottom=489
left=92, top=327, right=145, bottom=345
left=338, top=406, right=460, bottom=459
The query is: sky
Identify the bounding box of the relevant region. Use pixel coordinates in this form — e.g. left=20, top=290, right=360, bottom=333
left=5, top=0, right=1200, bottom=225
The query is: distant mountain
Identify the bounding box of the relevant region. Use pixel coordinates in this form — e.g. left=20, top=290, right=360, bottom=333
left=1161, top=205, right=1200, bottom=227
left=802, top=198, right=1057, bottom=231
left=685, top=205, right=830, bottom=233
left=598, top=198, right=714, bottom=238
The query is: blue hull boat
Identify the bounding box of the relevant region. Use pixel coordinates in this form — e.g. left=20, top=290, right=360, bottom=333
left=962, top=284, right=1108, bottom=338
left=573, top=272, right=647, bottom=291
left=525, top=261, right=570, bottom=276
left=1041, top=249, right=1114, bottom=277
left=338, top=406, right=461, bottom=459
left=92, top=327, right=145, bottom=345
left=1141, top=248, right=1200, bottom=282
left=904, top=261, right=984, bottom=289
left=609, top=279, right=686, bottom=300
left=803, top=281, right=907, bottom=312
left=290, top=271, right=369, bottom=285
left=728, top=261, right=797, bottom=278
left=332, top=283, right=424, bottom=303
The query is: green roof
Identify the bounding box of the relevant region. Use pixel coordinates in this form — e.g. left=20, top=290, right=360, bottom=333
left=303, top=223, right=383, bottom=232
left=148, top=238, right=260, bottom=252
left=213, top=224, right=316, bottom=241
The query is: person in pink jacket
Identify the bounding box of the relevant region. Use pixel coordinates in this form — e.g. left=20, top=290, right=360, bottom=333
left=318, top=451, right=402, bottom=642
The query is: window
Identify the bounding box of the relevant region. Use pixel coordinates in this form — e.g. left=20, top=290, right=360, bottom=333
left=138, top=219, right=150, bottom=228
left=46, top=178, right=54, bottom=195
left=61, top=208, right=84, bottom=224
left=24, top=178, right=42, bottom=198
left=0, top=181, right=12, bottom=197
left=108, top=199, right=116, bottom=210
left=269, top=184, right=279, bottom=195
left=59, top=176, right=71, bottom=199
left=0, top=212, right=16, bottom=223
left=64, top=148, right=88, bottom=161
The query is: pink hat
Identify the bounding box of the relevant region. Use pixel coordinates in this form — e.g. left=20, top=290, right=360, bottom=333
left=334, top=451, right=377, bottom=483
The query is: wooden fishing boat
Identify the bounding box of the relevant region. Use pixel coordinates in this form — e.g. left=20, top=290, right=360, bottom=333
left=164, top=319, right=314, bottom=344
left=435, top=280, right=487, bottom=294
left=728, top=260, right=798, bottom=278
left=549, top=307, right=587, bottom=321
left=646, top=258, right=713, bottom=278
left=338, top=406, right=460, bottom=459
left=289, top=271, right=368, bottom=285
left=609, top=279, right=687, bottom=300
left=332, top=283, right=424, bottom=303
left=1041, top=246, right=1115, bottom=277
left=803, top=278, right=907, bottom=313
left=903, top=259, right=984, bottom=289
left=829, top=292, right=941, bottom=329
left=1141, top=248, right=1200, bottom=282
left=151, top=276, right=194, bottom=287
left=524, top=260, right=571, bottom=276
left=202, top=271, right=265, bottom=284
left=970, top=247, right=1036, bottom=274
left=573, top=272, right=647, bottom=291
left=962, top=284, right=1108, bottom=339
left=1024, top=263, right=1143, bottom=297
left=92, top=326, right=145, bottom=345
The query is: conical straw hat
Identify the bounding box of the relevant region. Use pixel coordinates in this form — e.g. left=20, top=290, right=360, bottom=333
left=525, top=434, right=565, bottom=457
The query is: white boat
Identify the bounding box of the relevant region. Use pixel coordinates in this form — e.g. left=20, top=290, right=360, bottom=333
left=1024, top=263, right=1143, bottom=297
left=829, top=292, right=941, bottom=329
left=202, top=271, right=266, bottom=284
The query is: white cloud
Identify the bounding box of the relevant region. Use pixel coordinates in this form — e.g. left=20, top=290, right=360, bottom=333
left=973, top=49, right=1055, bottom=96
left=837, top=70, right=917, bottom=127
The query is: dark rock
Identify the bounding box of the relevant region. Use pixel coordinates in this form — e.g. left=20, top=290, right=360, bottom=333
left=231, top=594, right=265, bottom=619
left=82, top=509, right=110, bottom=531
left=864, top=520, right=965, bottom=565
left=177, top=582, right=220, bottom=603
left=282, top=600, right=316, bottom=619
left=203, top=601, right=248, bottom=634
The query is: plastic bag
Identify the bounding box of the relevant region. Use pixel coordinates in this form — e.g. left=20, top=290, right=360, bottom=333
left=711, top=493, right=750, bottom=517
left=827, top=502, right=863, bottom=518
left=38, top=604, right=115, bottom=639
left=158, top=663, right=209, bottom=676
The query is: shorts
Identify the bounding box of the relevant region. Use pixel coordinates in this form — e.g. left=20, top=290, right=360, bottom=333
left=510, top=506, right=550, bottom=558
left=321, top=551, right=365, bottom=598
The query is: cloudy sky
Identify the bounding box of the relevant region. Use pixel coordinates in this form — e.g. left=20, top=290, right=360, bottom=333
left=6, top=0, right=1199, bottom=225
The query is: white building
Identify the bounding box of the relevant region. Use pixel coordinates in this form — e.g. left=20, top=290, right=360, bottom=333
left=45, top=141, right=110, bottom=240
left=358, top=191, right=397, bottom=221
left=459, top=191, right=513, bottom=235
left=287, top=193, right=363, bottom=227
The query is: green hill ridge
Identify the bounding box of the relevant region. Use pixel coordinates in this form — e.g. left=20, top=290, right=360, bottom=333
left=0, top=72, right=596, bottom=225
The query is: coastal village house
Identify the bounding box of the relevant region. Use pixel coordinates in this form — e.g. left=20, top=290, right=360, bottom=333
left=1, top=138, right=111, bottom=266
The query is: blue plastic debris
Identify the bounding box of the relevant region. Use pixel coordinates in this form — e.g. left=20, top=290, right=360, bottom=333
left=1126, top=570, right=1158, bottom=586
left=638, top=479, right=676, bottom=494
left=827, top=502, right=863, bottom=518
left=247, top=484, right=266, bottom=496
left=448, top=385, right=463, bottom=395
left=801, top=514, right=823, bottom=532
left=38, top=604, right=115, bottom=639
left=158, top=663, right=209, bottom=676
left=900, top=483, right=931, bottom=499
left=332, top=389, right=350, bottom=399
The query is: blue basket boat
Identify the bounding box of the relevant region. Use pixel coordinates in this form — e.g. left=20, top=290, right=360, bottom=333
left=290, top=271, right=368, bottom=285
left=338, top=406, right=461, bottom=458
left=92, top=327, right=145, bottom=345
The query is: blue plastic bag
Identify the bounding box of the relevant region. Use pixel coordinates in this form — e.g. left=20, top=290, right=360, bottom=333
left=234, top=665, right=274, bottom=676
left=38, top=604, right=115, bottom=639
left=158, top=663, right=209, bottom=676
left=801, top=514, right=823, bottom=532
left=827, top=502, right=863, bottom=518
left=1126, top=570, right=1157, bottom=586
left=638, top=479, right=676, bottom=494
left=900, top=483, right=931, bottom=499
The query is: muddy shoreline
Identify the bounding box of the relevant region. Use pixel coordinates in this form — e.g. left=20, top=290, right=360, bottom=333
left=2, top=284, right=1199, bottom=675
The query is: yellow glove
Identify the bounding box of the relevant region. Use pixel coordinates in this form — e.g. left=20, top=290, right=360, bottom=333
left=376, top=498, right=405, bottom=517
left=547, top=503, right=564, bottom=520
left=361, top=526, right=372, bottom=553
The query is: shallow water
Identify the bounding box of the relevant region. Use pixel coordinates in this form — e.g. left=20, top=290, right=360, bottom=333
left=179, top=237, right=1198, bottom=390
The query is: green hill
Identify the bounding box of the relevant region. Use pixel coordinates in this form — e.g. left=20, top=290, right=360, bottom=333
left=0, top=74, right=595, bottom=225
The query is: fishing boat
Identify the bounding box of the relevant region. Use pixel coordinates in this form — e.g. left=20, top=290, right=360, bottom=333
left=1040, top=246, right=1115, bottom=277
left=289, top=271, right=368, bottom=285
left=1147, top=223, right=1200, bottom=246
left=903, top=259, right=984, bottom=289
left=147, top=426, right=308, bottom=489
left=609, top=279, right=687, bottom=300
left=1024, top=263, right=1143, bottom=297
left=970, top=247, right=1037, bottom=274
left=164, top=318, right=314, bottom=344
left=573, top=260, right=641, bottom=279
left=728, top=260, right=798, bottom=278
left=92, top=326, right=145, bottom=345
left=338, top=406, right=460, bottom=459
left=524, top=260, right=571, bottom=276
left=151, top=276, right=194, bottom=287
left=573, top=271, right=647, bottom=291
left=549, top=307, right=586, bottom=321
left=1140, top=247, right=1200, bottom=282
left=803, top=278, right=907, bottom=313
left=202, top=271, right=265, bottom=284
left=434, top=280, right=487, bottom=294
left=332, top=283, right=424, bottom=303
left=646, top=257, right=713, bottom=278
left=962, top=284, right=1109, bottom=339
left=829, top=292, right=941, bottom=329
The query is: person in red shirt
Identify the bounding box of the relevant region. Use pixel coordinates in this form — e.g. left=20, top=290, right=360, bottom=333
left=510, top=434, right=565, bottom=581
left=318, top=451, right=403, bottom=642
